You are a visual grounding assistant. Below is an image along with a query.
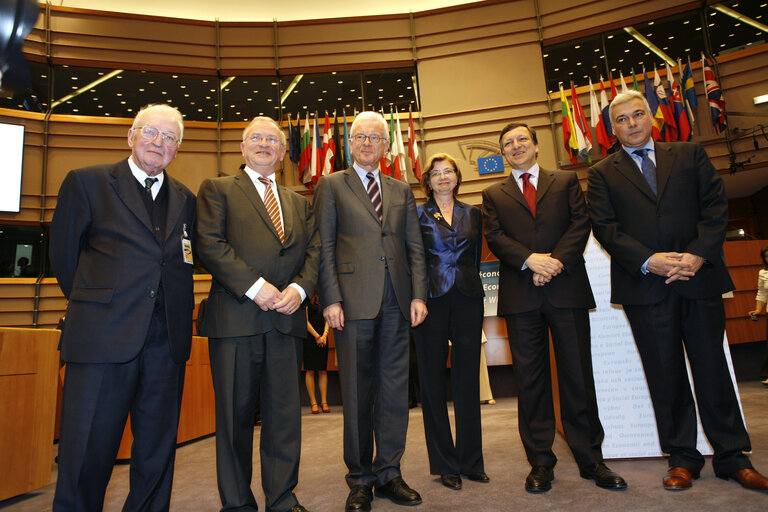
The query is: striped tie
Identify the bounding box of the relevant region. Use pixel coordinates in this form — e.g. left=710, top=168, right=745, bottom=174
left=258, top=177, right=285, bottom=244
left=366, top=172, right=382, bottom=222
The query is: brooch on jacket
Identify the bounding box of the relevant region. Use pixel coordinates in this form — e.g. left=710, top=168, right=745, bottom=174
left=433, top=212, right=443, bottom=221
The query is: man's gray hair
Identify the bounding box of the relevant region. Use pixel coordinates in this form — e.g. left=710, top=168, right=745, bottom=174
left=242, top=116, right=287, bottom=146
left=609, top=90, right=652, bottom=121
left=132, top=104, right=184, bottom=142
left=350, top=111, right=389, bottom=141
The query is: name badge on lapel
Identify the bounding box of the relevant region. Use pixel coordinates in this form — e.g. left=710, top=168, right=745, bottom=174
left=182, top=223, right=193, bottom=265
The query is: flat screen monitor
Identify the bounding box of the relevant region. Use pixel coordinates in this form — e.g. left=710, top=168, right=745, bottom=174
left=0, top=122, right=25, bottom=213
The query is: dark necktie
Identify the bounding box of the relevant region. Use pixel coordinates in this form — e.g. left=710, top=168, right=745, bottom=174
left=257, top=177, right=285, bottom=244
left=366, top=172, right=382, bottom=222
left=144, top=177, right=158, bottom=197
left=633, top=149, right=657, bottom=196
left=521, top=172, right=536, bottom=217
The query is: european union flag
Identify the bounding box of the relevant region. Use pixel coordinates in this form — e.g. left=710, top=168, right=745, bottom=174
left=477, top=155, right=504, bottom=175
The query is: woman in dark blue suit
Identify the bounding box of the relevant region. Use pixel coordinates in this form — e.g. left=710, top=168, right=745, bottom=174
left=413, top=153, right=488, bottom=490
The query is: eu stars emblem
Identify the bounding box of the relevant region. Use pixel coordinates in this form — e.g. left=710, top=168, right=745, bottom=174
left=477, top=155, right=504, bottom=175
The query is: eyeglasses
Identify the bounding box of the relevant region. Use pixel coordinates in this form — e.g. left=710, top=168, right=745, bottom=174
left=430, top=169, right=456, bottom=177
left=137, top=125, right=180, bottom=147
left=247, top=134, right=281, bottom=146
left=351, top=134, right=386, bottom=144
left=614, top=110, right=648, bottom=125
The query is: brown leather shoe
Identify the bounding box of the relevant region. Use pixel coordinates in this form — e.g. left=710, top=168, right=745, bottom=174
left=663, top=467, right=696, bottom=490
left=718, top=468, right=768, bottom=491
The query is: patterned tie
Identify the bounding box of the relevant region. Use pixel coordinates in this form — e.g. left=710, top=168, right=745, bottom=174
left=257, top=177, right=285, bottom=244
left=521, top=172, right=536, bottom=217
left=366, top=172, right=382, bottom=222
left=633, top=149, right=657, bottom=196
left=144, top=177, right=158, bottom=197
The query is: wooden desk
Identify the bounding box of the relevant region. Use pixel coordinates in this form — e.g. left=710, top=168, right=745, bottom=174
left=0, top=328, right=60, bottom=501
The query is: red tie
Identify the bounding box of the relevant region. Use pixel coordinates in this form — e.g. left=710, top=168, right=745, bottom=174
left=521, top=172, right=536, bottom=217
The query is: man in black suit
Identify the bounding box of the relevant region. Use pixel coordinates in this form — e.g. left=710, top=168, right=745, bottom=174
left=50, top=104, right=196, bottom=511
left=195, top=116, right=318, bottom=512
left=482, top=123, right=626, bottom=493
left=587, top=90, right=768, bottom=492
left=314, top=111, right=428, bottom=511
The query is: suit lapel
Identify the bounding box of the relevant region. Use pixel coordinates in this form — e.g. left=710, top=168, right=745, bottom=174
left=233, top=171, right=283, bottom=244
left=499, top=174, right=531, bottom=217
left=380, top=174, right=395, bottom=226
left=344, top=168, right=380, bottom=223
left=276, top=185, right=294, bottom=245
left=536, top=169, right=555, bottom=204
left=612, top=149, right=657, bottom=202
left=110, top=159, right=154, bottom=237
left=164, top=174, right=186, bottom=245
left=424, top=197, right=452, bottom=229
left=654, top=142, right=675, bottom=200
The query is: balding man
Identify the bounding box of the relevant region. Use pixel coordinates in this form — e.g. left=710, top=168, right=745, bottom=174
left=314, top=111, right=428, bottom=511
left=196, top=116, right=319, bottom=512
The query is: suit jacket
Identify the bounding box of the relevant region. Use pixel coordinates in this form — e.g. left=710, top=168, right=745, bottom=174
left=482, top=168, right=595, bottom=316
left=195, top=171, right=319, bottom=339
left=417, top=197, right=484, bottom=299
left=314, top=167, right=427, bottom=320
left=49, top=158, right=196, bottom=364
left=587, top=142, right=734, bottom=305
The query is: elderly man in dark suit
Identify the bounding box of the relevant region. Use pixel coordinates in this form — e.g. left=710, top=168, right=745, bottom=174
left=482, top=123, right=626, bottom=494
left=314, top=111, right=428, bottom=512
left=195, top=116, right=319, bottom=512
left=588, top=90, right=768, bottom=492
left=50, top=104, right=196, bottom=511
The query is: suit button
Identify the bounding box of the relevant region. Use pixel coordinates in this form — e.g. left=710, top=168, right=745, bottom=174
left=160, top=260, right=166, bottom=266
left=149, top=290, right=156, bottom=298
left=379, top=256, right=385, bottom=261
left=279, top=248, right=286, bottom=256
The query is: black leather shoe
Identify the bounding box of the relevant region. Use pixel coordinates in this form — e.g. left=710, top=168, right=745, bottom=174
left=345, top=485, right=373, bottom=511
left=525, top=465, right=554, bottom=493
left=375, top=476, right=422, bottom=506
left=289, top=506, right=310, bottom=512
left=440, top=474, right=462, bottom=490
left=580, top=462, right=627, bottom=490
left=466, top=471, right=490, bottom=483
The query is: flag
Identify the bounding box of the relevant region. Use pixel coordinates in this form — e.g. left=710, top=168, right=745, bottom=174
left=682, top=56, right=697, bottom=125
left=571, top=82, right=592, bottom=163
left=310, top=114, right=322, bottom=185
left=644, top=67, right=663, bottom=141
left=667, top=62, right=691, bottom=141
left=321, top=111, right=335, bottom=176
left=599, top=77, right=616, bottom=141
left=343, top=110, right=352, bottom=167
left=619, top=70, right=629, bottom=93
left=590, top=79, right=611, bottom=158
left=333, top=113, right=344, bottom=171
left=701, top=53, right=727, bottom=135
left=477, top=155, right=504, bottom=175
left=379, top=109, right=393, bottom=176
left=287, top=113, right=299, bottom=164
left=631, top=69, right=640, bottom=91
left=408, top=106, right=422, bottom=179
left=609, top=72, right=618, bottom=100
left=299, top=112, right=311, bottom=185
left=654, top=65, right=678, bottom=142
left=393, top=110, right=408, bottom=181
left=559, top=84, right=578, bottom=164
left=388, top=108, right=400, bottom=179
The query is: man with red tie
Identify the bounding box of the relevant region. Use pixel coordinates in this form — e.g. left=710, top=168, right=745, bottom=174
left=482, top=123, right=625, bottom=493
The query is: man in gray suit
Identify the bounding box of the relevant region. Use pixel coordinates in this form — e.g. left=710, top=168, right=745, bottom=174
left=195, top=116, right=319, bottom=512
left=314, top=111, right=428, bottom=512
